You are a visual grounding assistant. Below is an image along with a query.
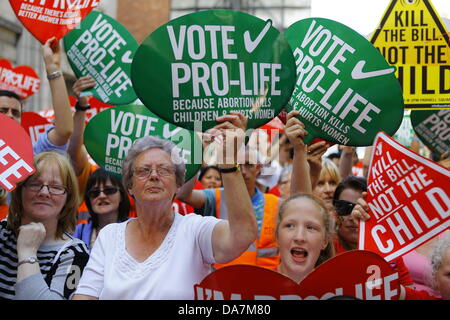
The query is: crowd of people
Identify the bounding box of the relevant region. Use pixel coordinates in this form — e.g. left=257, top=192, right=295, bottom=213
left=0, top=39, right=449, bottom=301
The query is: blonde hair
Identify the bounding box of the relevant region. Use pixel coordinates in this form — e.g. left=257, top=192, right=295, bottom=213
left=0, top=188, right=7, bottom=205
left=318, top=159, right=341, bottom=185
left=7, top=152, right=80, bottom=238
left=276, top=193, right=335, bottom=267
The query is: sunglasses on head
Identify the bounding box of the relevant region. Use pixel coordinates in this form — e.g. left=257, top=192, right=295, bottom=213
left=333, top=199, right=356, bottom=216
left=87, top=186, right=119, bottom=198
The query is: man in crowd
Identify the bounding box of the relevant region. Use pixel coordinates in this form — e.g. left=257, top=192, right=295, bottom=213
left=0, top=37, right=73, bottom=155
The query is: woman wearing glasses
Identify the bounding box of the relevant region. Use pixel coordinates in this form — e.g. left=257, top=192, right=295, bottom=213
left=333, top=176, right=414, bottom=288
left=332, top=176, right=367, bottom=253
left=0, top=152, right=89, bottom=299
left=73, top=168, right=130, bottom=251
left=73, top=112, right=256, bottom=300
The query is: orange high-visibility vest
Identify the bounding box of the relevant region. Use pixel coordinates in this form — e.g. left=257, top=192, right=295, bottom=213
left=213, top=188, right=280, bottom=270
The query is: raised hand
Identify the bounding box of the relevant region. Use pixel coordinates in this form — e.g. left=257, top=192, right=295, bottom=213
left=285, top=110, right=308, bottom=150
left=17, top=222, right=46, bottom=260
left=350, top=192, right=370, bottom=224
left=73, top=75, right=96, bottom=98
left=307, top=140, right=328, bottom=186
left=73, top=75, right=96, bottom=107
left=214, top=112, right=248, bottom=167
left=42, top=37, right=61, bottom=73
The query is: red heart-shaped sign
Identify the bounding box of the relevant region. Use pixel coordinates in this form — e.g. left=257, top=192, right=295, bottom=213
left=9, top=0, right=100, bottom=44
left=0, top=113, right=35, bottom=192
left=69, top=96, right=114, bottom=122
left=0, top=58, right=40, bottom=99
left=277, top=108, right=287, bottom=125
left=195, top=250, right=401, bottom=300
left=21, top=112, right=53, bottom=145
left=297, top=250, right=401, bottom=300
left=195, top=265, right=299, bottom=300
left=37, top=96, right=114, bottom=124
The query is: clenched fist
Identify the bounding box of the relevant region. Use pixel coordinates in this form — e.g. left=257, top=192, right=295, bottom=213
left=17, top=222, right=46, bottom=260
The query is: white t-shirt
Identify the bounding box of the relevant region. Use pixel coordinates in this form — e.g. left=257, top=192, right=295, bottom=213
left=75, top=213, right=221, bottom=300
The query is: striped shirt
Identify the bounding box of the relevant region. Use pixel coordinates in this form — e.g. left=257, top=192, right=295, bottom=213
left=0, top=220, right=90, bottom=300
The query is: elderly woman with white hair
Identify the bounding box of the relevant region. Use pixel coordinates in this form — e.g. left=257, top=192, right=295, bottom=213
left=399, top=234, right=450, bottom=300
left=430, top=235, right=450, bottom=298
left=73, top=113, right=256, bottom=300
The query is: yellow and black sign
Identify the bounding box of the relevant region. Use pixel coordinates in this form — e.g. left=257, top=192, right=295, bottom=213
left=371, top=0, right=450, bottom=110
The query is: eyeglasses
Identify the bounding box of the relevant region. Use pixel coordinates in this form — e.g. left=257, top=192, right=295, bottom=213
left=133, top=166, right=176, bottom=179
left=87, top=186, right=119, bottom=198
left=25, top=182, right=67, bottom=195
left=0, top=107, right=21, bottom=119
left=333, top=199, right=356, bottom=216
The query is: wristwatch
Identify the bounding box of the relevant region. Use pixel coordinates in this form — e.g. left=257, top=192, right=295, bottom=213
left=219, top=164, right=240, bottom=174
left=47, top=70, right=62, bottom=80
left=75, top=100, right=91, bottom=111
left=18, top=256, right=38, bottom=267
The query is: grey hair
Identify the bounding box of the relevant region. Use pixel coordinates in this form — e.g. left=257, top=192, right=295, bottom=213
left=121, top=136, right=186, bottom=190
left=430, top=234, right=450, bottom=289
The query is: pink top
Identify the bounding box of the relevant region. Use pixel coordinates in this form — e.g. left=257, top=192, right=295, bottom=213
left=403, top=250, right=441, bottom=298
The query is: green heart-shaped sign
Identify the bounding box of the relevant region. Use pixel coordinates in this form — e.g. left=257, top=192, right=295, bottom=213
left=411, top=109, right=450, bottom=157
left=84, top=105, right=202, bottom=181
left=131, top=10, right=296, bottom=131
left=285, top=18, right=404, bottom=146
left=64, top=11, right=138, bottom=105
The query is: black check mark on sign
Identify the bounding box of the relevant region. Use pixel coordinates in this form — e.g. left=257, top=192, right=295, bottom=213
left=244, top=20, right=272, bottom=53
left=351, top=60, right=395, bottom=80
